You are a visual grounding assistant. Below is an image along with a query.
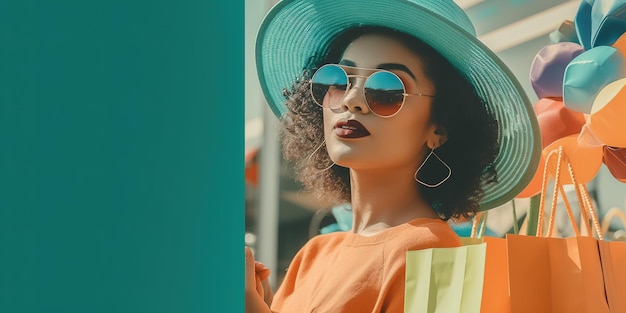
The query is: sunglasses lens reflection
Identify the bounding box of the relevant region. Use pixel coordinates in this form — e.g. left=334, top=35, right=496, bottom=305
left=310, top=64, right=406, bottom=116
left=311, top=65, right=348, bottom=108
left=364, top=71, right=404, bottom=117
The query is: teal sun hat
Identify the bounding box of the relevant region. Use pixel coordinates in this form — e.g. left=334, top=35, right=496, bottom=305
left=255, top=0, right=541, bottom=211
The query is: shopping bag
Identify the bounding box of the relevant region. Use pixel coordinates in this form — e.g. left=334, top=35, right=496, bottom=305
left=479, top=236, right=509, bottom=313
left=598, top=207, right=626, bottom=312
left=506, top=146, right=610, bottom=313
left=599, top=238, right=626, bottom=313
left=465, top=210, right=511, bottom=313
left=506, top=234, right=608, bottom=313
left=404, top=242, right=486, bottom=313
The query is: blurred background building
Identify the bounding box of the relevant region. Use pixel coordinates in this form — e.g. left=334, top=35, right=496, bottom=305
left=244, top=0, right=626, bottom=289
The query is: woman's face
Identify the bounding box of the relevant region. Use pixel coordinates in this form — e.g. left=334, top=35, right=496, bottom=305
left=323, top=33, right=442, bottom=172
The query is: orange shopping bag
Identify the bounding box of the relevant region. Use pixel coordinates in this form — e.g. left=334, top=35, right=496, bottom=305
left=461, top=211, right=511, bottom=313
left=474, top=234, right=509, bottom=313
left=598, top=207, right=626, bottom=313
left=506, top=146, right=609, bottom=313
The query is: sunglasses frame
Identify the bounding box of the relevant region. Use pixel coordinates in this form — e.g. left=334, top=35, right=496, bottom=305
left=310, top=64, right=435, bottom=118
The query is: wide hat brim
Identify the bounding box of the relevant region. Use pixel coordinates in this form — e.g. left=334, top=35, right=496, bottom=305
left=256, top=0, right=541, bottom=211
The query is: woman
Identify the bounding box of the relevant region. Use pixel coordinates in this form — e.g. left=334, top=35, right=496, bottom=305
left=247, top=0, right=541, bottom=312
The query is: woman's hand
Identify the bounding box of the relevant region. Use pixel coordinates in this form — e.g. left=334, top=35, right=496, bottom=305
left=245, top=246, right=273, bottom=313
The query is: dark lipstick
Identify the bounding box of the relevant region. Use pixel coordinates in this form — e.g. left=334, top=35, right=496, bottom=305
left=333, top=120, right=371, bottom=138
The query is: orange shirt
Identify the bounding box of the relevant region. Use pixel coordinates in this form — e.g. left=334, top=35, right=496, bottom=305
left=270, top=218, right=461, bottom=313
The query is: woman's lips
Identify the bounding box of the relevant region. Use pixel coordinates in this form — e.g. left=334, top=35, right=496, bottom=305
left=333, top=120, right=371, bottom=138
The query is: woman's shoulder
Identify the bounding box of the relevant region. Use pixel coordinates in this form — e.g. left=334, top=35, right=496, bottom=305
left=285, top=232, right=349, bottom=270
left=299, top=231, right=349, bottom=253
left=394, top=218, right=462, bottom=250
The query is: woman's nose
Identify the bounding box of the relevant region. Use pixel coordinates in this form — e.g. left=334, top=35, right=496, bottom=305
left=340, top=82, right=370, bottom=114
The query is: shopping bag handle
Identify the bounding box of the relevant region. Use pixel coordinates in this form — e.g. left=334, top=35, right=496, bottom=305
left=535, top=146, right=604, bottom=239
left=471, top=211, right=488, bottom=238
left=471, top=199, right=520, bottom=238
left=601, top=207, right=626, bottom=239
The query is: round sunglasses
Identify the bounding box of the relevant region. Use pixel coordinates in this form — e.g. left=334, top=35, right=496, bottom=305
left=310, top=64, right=434, bottom=118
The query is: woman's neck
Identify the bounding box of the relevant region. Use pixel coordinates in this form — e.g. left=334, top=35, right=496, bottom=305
left=348, top=168, right=439, bottom=236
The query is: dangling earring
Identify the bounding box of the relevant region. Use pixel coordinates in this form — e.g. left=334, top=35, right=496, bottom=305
left=308, top=139, right=335, bottom=172
left=414, top=148, right=451, bottom=188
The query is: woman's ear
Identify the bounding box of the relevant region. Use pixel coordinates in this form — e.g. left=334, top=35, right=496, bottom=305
left=427, top=126, right=448, bottom=149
